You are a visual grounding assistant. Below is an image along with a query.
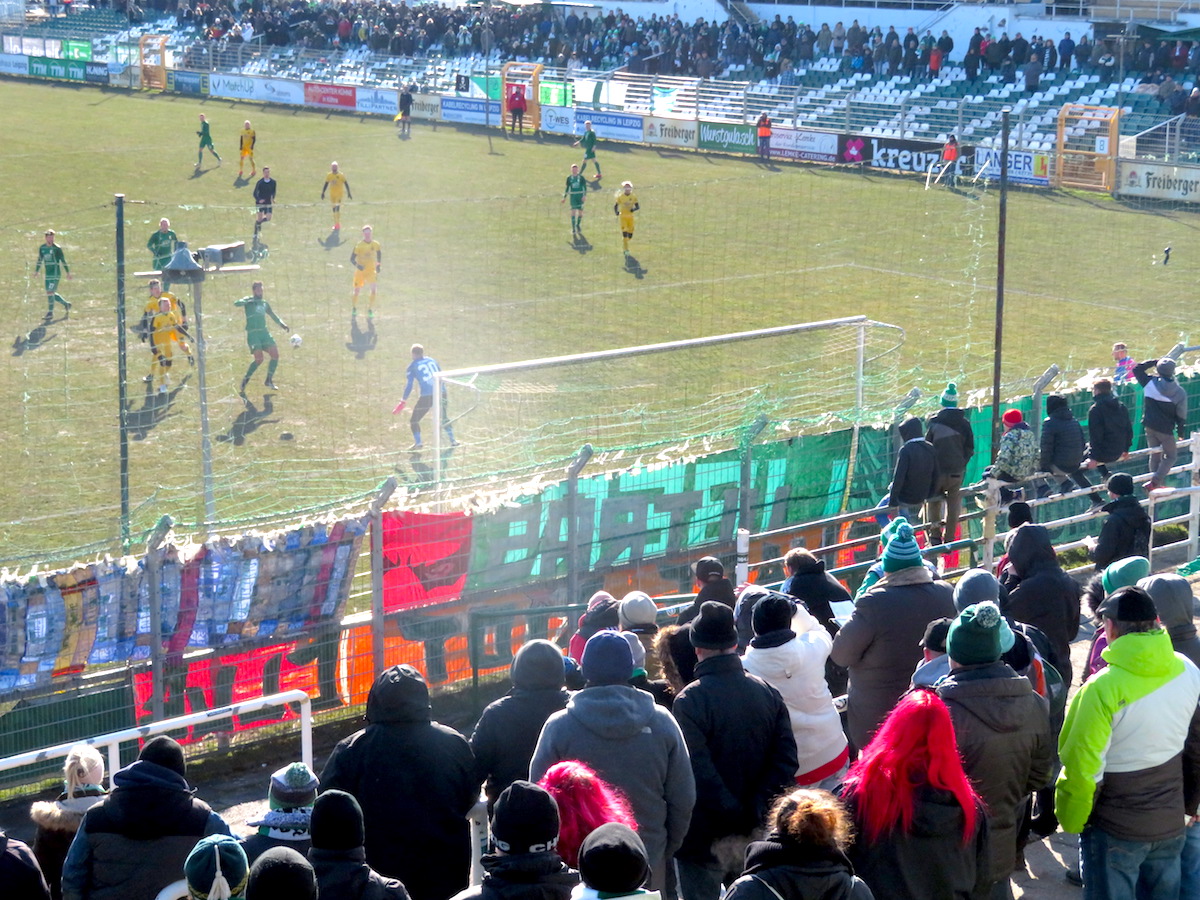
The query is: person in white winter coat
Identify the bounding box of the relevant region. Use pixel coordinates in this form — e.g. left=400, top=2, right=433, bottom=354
left=741, top=592, right=849, bottom=789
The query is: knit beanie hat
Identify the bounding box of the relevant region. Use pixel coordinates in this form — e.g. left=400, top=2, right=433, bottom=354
left=1002, top=409, right=1023, bottom=426
left=690, top=600, right=738, bottom=650
left=139, top=735, right=186, bottom=778
left=1007, top=501, right=1033, bottom=529
left=1101, top=556, right=1151, bottom=595
left=265, top=762, right=318, bottom=810
left=619, top=591, right=659, bottom=629
left=693, top=556, right=725, bottom=582
left=1045, top=394, right=1068, bottom=413
left=751, top=592, right=796, bottom=636
left=246, top=847, right=316, bottom=900
left=948, top=601, right=1005, bottom=665
left=185, top=835, right=249, bottom=900
left=920, top=617, right=952, bottom=653
left=941, top=382, right=959, bottom=407
left=881, top=521, right=923, bottom=573
left=581, top=630, right=634, bottom=685
left=64, top=744, right=105, bottom=796
left=511, top=639, right=567, bottom=691
left=954, top=568, right=1000, bottom=612
left=579, top=823, right=649, bottom=893
left=310, top=789, right=366, bottom=851
left=491, top=780, right=560, bottom=854
left=1158, top=358, right=1177, bottom=378
left=621, top=631, right=647, bottom=671
left=1107, top=473, right=1135, bottom=496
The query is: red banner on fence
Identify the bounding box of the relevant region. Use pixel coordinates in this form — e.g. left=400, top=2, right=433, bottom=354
left=304, top=81, right=356, bottom=108
left=381, top=510, right=472, bottom=612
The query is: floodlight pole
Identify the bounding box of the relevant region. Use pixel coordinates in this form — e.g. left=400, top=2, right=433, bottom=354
left=115, top=194, right=132, bottom=550
left=992, top=108, right=1011, bottom=460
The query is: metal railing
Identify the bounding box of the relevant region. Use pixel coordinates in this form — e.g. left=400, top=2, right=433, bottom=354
left=0, top=689, right=313, bottom=785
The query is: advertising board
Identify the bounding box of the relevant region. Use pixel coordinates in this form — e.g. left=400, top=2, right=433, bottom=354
left=770, top=128, right=838, bottom=163
left=304, top=81, right=356, bottom=109
left=698, top=122, right=755, bottom=153
left=644, top=116, right=697, bottom=149
left=440, top=96, right=502, bottom=125
left=588, top=110, right=643, bottom=142
left=973, top=147, right=1051, bottom=186
left=540, top=105, right=576, bottom=135
left=1116, top=159, right=1200, bottom=202
left=356, top=87, right=397, bottom=116
left=27, top=57, right=84, bottom=81
left=411, top=92, right=442, bottom=121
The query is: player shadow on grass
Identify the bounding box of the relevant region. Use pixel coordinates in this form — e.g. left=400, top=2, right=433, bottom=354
left=395, top=444, right=456, bottom=489
left=12, top=320, right=58, bottom=356
left=571, top=233, right=593, bottom=254
left=233, top=174, right=250, bottom=188
left=623, top=255, right=647, bottom=279
left=217, top=395, right=278, bottom=447
left=346, top=317, right=378, bottom=359
left=754, top=159, right=781, bottom=172
left=321, top=231, right=345, bottom=250
left=128, top=375, right=192, bottom=440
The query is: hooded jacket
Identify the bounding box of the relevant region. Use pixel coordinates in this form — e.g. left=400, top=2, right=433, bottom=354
left=1141, top=574, right=1200, bottom=667
left=448, top=851, right=578, bottom=900
left=60, top=761, right=230, bottom=900
left=310, top=846, right=412, bottom=900
left=926, top=407, right=975, bottom=478
left=999, top=525, right=1081, bottom=688
left=1056, top=629, right=1200, bottom=840
left=724, top=839, right=873, bottom=900
left=830, top=566, right=957, bottom=751
left=1040, top=400, right=1085, bottom=473
left=936, top=662, right=1053, bottom=884
left=1135, top=360, right=1188, bottom=436
left=742, top=606, right=848, bottom=779
left=673, top=654, right=799, bottom=863
left=842, top=785, right=990, bottom=900
left=321, top=667, right=478, bottom=900
left=2, top=830, right=51, bottom=900
left=31, top=787, right=106, bottom=900
left=891, top=419, right=940, bottom=505
left=676, top=579, right=738, bottom=625
left=472, top=642, right=569, bottom=808
left=528, top=684, right=695, bottom=893
left=1092, top=495, right=1151, bottom=571
left=1087, top=392, right=1133, bottom=463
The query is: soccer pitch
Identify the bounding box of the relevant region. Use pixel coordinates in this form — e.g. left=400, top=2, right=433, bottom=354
left=0, top=78, right=1195, bottom=561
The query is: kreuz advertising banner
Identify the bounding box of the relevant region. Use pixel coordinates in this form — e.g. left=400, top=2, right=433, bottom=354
left=840, top=134, right=945, bottom=173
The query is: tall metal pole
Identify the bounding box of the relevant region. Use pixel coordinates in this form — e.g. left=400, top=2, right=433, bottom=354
left=991, top=108, right=1010, bottom=460
left=194, top=278, right=216, bottom=524
left=115, top=194, right=131, bottom=550
left=369, top=476, right=398, bottom=678
left=566, top=444, right=593, bottom=605
left=145, top=514, right=173, bottom=722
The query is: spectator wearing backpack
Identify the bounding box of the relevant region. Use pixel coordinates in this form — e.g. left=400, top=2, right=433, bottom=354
left=1086, top=474, right=1151, bottom=570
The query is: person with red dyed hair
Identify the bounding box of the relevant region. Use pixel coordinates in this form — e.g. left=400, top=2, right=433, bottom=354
left=537, top=761, right=638, bottom=868
left=838, top=690, right=990, bottom=900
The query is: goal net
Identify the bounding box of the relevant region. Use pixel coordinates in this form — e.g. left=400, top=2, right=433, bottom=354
left=428, top=317, right=906, bottom=490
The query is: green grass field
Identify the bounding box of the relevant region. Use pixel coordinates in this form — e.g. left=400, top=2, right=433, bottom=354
left=1, top=78, right=1197, bottom=561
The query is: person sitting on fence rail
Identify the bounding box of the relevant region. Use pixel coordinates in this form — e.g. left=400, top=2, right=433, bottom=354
left=1085, top=378, right=1133, bottom=481
left=1037, top=394, right=1101, bottom=507
left=61, top=735, right=232, bottom=900
left=984, top=409, right=1039, bottom=506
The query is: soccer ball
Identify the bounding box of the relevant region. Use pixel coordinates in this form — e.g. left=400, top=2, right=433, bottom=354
left=290, top=333, right=302, bottom=348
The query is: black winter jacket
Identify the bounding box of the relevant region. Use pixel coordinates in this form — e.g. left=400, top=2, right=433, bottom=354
left=321, top=668, right=478, bottom=900
left=1135, top=360, right=1188, bottom=436
left=842, top=786, right=990, bottom=900
left=676, top=578, right=738, bottom=625
left=1, top=831, right=50, bottom=900
left=448, top=852, right=578, bottom=900
left=1087, top=393, right=1133, bottom=463
left=891, top=420, right=940, bottom=506
left=937, top=662, right=1054, bottom=884
left=926, top=408, right=975, bottom=477
left=673, top=654, right=799, bottom=862
left=1039, top=406, right=1085, bottom=473
left=310, top=846, right=412, bottom=900
left=724, top=839, right=874, bottom=900
left=999, top=525, right=1081, bottom=689
left=1092, top=495, right=1151, bottom=570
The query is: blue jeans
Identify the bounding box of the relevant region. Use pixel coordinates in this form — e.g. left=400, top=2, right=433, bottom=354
left=1181, top=823, right=1200, bottom=900
left=1081, top=824, right=1186, bottom=900
left=873, top=492, right=922, bottom=528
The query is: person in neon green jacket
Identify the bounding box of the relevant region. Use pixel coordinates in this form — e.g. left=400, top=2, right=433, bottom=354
left=1055, top=585, right=1200, bottom=900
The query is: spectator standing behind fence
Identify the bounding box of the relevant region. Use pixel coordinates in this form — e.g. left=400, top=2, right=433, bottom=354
left=1135, top=357, right=1188, bottom=491
left=1085, top=379, right=1133, bottom=480
left=925, top=383, right=974, bottom=548
left=676, top=556, right=736, bottom=625
left=1112, top=342, right=1137, bottom=384
left=61, top=735, right=232, bottom=900
left=471, top=639, right=568, bottom=812
left=320, top=665, right=477, bottom=900
left=830, top=521, right=956, bottom=751
left=30, top=745, right=106, bottom=900
left=1038, top=395, right=1101, bottom=505
left=874, top=416, right=939, bottom=528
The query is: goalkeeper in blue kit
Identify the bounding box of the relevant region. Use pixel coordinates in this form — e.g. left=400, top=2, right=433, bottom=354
left=398, top=344, right=458, bottom=450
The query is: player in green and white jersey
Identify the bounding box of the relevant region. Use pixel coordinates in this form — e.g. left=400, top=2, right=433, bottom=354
left=561, top=164, right=588, bottom=239
left=574, top=120, right=602, bottom=182
left=35, top=229, right=71, bottom=319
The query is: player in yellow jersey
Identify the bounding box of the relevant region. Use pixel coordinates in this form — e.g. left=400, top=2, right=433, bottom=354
left=350, top=225, right=382, bottom=318
left=147, top=297, right=192, bottom=395
left=239, top=120, right=256, bottom=177
left=613, top=181, right=640, bottom=259
left=320, top=162, right=353, bottom=232
left=138, top=279, right=190, bottom=380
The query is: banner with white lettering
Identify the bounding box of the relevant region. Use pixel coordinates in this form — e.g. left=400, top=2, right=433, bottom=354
left=588, top=110, right=644, bottom=142
left=441, top=96, right=502, bottom=125
left=840, top=134, right=944, bottom=174
left=1116, top=159, right=1200, bottom=202
left=208, top=73, right=259, bottom=100
left=771, top=128, right=838, bottom=163
left=644, top=116, right=698, bottom=149
left=973, top=148, right=1051, bottom=187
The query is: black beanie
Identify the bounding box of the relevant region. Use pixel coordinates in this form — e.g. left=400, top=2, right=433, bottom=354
left=310, top=790, right=365, bottom=851
left=139, top=735, right=186, bottom=778
left=690, top=601, right=737, bottom=650
left=1045, top=394, right=1068, bottom=413
left=246, top=847, right=316, bottom=900
left=578, top=823, right=649, bottom=893
left=751, top=593, right=795, bottom=636
left=491, top=780, right=560, bottom=854
left=1108, top=473, right=1135, bottom=496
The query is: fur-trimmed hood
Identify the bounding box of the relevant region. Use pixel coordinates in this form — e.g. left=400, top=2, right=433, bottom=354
left=30, top=790, right=106, bottom=833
